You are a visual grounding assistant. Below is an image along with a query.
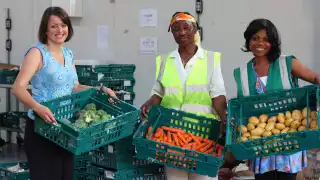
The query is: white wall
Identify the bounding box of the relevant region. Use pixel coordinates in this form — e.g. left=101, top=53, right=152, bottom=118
left=0, top=0, right=319, bottom=111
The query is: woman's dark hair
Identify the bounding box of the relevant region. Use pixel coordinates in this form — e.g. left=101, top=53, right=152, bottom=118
left=38, top=6, right=73, bottom=44
left=168, top=11, right=198, bottom=32
left=242, top=18, right=281, bottom=62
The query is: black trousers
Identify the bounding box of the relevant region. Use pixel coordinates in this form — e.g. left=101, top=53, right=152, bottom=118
left=255, top=170, right=297, bottom=180
left=24, top=118, right=74, bottom=180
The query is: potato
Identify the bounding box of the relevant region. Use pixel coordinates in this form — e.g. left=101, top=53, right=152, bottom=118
left=265, top=122, right=275, bottom=131
left=271, top=129, right=280, bottom=135
left=310, top=120, right=318, bottom=130
left=238, top=137, right=248, bottom=142
left=250, top=136, right=261, bottom=140
left=290, top=120, right=301, bottom=129
left=257, top=122, right=267, bottom=129
left=281, top=127, right=290, bottom=134
left=311, top=111, right=317, bottom=120
left=289, top=128, right=297, bottom=132
left=247, top=123, right=255, bottom=131
left=285, top=111, right=292, bottom=119
left=301, top=119, right=307, bottom=127
left=275, top=123, right=286, bottom=130
left=237, top=125, right=247, bottom=133
left=251, top=127, right=265, bottom=136
left=302, top=107, right=310, bottom=118
left=298, top=126, right=306, bottom=131
left=285, top=118, right=294, bottom=127
left=242, top=132, right=251, bottom=138
left=259, top=114, right=268, bottom=123
left=262, top=130, right=272, bottom=137
left=268, top=116, right=277, bottom=123
left=292, top=110, right=302, bottom=121
left=277, top=113, right=285, bottom=123
left=248, top=116, right=259, bottom=126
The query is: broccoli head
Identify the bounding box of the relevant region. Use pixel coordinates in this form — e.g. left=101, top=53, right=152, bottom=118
left=97, top=109, right=107, bottom=116
left=84, top=103, right=96, bottom=111
left=72, top=119, right=88, bottom=129
left=101, top=114, right=112, bottom=121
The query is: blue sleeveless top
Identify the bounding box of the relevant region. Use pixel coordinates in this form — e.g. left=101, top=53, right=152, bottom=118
left=26, top=43, right=78, bottom=120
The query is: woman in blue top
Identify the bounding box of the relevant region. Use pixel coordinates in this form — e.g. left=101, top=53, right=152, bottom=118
left=12, top=7, right=117, bottom=180
left=229, top=19, right=320, bottom=180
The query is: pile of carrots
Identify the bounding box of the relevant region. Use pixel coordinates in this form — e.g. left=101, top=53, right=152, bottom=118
left=145, top=126, right=223, bottom=157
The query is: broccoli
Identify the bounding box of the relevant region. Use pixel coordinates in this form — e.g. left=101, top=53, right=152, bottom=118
left=101, top=114, right=112, bottom=121
left=84, top=103, right=96, bottom=111
left=97, top=109, right=107, bottom=116
left=76, top=110, right=86, bottom=119
left=72, top=119, right=88, bottom=129
left=83, top=111, right=94, bottom=123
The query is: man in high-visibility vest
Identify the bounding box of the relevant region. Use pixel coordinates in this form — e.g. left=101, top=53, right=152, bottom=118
left=140, top=12, right=227, bottom=180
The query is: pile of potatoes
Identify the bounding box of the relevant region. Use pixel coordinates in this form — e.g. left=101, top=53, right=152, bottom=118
left=237, top=107, right=318, bottom=142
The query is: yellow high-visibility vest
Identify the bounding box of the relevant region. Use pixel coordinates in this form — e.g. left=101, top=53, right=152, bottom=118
left=155, top=50, right=221, bottom=121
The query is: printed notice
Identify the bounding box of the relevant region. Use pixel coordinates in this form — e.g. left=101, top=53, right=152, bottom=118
left=140, top=37, right=157, bottom=54
left=140, top=9, right=157, bottom=27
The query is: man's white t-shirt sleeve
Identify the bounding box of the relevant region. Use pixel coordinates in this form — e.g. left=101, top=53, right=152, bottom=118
left=210, top=61, right=227, bottom=98
left=150, top=80, right=164, bottom=97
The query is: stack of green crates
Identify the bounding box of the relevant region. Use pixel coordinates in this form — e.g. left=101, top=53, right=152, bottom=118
left=76, top=64, right=136, bottom=105
left=0, top=69, right=19, bottom=84
left=0, top=161, right=29, bottom=180
left=73, top=136, right=165, bottom=180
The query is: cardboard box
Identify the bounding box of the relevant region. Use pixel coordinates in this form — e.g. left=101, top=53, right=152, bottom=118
left=0, top=63, right=19, bottom=70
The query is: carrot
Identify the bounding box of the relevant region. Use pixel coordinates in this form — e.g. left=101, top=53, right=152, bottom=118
left=196, top=143, right=208, bottom=151
left=186, top=136, right=193, bottom=143
left=189, top=133, right=201, bottom=144
left=205, top=148, right=213, bottom=154
left=177, top=133, right=188, bottom=145
left=154, top=128, right=163, bottom=138
left=161, top=126, right=185, bottom=134
left=191, top=142, right=197, bottom=150
left=203, top=138, right=213, bottom=144
left=200, top=142, right=213, bottom=152
left=173, top=134, right=180, bottom=146
left=167, top=132, right=172, bottom=143
left=182, top=143, right=192, bottom=150
left=195, top=136, right=203, bottom=142
left=163, top=134, right=168, bottom=142
left=184, top=133, right=189, bottom=139
left=171, top=140, right=176, bottom=146
left=178, top=138, right=185, bottom=146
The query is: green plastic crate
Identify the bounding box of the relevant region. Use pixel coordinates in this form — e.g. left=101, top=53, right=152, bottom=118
left=225, top=85, right=320, bottom=160
left=76, top=64, right=135, bottom=79
left=78, top=78, right=134, bottom=93
left=0, top=111, right=27, bottom=130
left=34, top=88, right=140, bottom=155
left=133, top=105, right=223, bottom=177
left=0, top=69, right=19, bottom=84
left=0, top=162, right=29, bottom=180
left=95, top=64, right=136, bottom=73
left=116, top=91, right=135, bottom=101
left=115, top=166, right=165, bottom=180
left=74, top=159, right=91, bottom=169
left=74, top=165, right=115, bottom=180
left=92, top=136, right=155, bottom=170
left=75, top=152, right=93, bottom=161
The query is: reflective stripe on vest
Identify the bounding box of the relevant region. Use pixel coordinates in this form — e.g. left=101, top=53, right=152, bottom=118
left=239, top=55, right=291, bottom=96
left=155, top=50, right=221, bottom=120
left=278, top=55, right=291, bottom=89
